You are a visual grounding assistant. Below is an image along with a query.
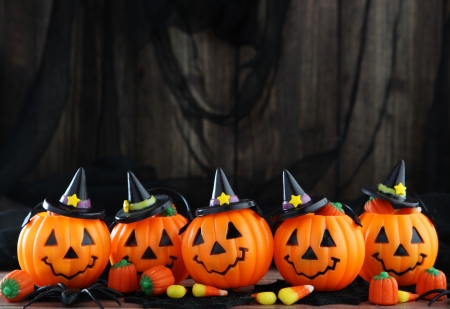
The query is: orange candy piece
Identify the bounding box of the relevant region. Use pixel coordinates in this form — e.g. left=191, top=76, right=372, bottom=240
left=192, top=283, right=228, bottom=297
left=278, top=285, right=314, bottom=305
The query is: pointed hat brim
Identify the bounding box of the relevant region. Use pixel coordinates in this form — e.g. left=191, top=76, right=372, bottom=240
left=270, top=196, right=328, bottom=222
left=43, top=197, right=105, bottom=219
left=361, top=184, right=418, bottom=207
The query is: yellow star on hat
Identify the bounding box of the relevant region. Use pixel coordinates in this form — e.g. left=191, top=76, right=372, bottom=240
left=289, top=195, right=302, bottom=208
left=67, top=194, right=80, bottom=207
left=394, top=182, right=407, bottom=196
left=217, top=192, right=231, bottom=206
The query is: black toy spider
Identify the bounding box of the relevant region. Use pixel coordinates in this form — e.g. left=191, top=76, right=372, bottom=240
left=417, top=289, right=449, bottom=305
left=21, top=280, right=122, bottom=309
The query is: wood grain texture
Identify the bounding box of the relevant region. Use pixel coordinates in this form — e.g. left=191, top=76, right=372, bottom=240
left=0, top=0, right=448, bottom=205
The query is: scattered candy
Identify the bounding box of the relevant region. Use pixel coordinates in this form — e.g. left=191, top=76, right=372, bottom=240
left=167, top=285, right=187, bottom=298
left=192, top=283, right=228, bottom=297
left=278, top=285, right=314, bottom=305
left=251, top=292, right=277, bottom=305
left=398, top=290, right=419, bottom=303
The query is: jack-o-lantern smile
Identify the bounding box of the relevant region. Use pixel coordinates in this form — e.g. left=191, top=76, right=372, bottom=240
left=123, top=254, right=178, bottom=271
left=372, top=252, right=427, bottom=276
left=193, top=247, right=249, bottom=275
left=284, top=254, right=340, bottom=279
left=42, top=256, right=97, bottom=280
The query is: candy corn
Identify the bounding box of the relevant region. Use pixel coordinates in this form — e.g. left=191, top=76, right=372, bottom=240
left=278, top=285, right=314, bottom=305
left=192, top=283, right=228, bottom=297
left=251, top=292, right=277, bottom=305
left=167, top=285, right=187, bottom=298
left=398, top=290, right=419, bottom=303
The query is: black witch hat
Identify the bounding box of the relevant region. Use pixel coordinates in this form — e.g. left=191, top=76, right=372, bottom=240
left=361, top=160, right=418, bottom=207
left=270, top=170, right=328, bottom=222
left=114, top=171, right=172, bottom=223
left=43, top=167, right=105, bottom=219
left=194, top=168, right=262, bottom=217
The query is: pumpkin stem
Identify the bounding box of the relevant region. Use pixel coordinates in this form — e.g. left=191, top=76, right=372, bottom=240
left=0, top=278, right=19, bottom=299
left=161, top=204, right=177, bottom=217
left=140, top=275, right=154, bottom=295
left=373, top=271, right=391, bottom=280
left=425, top=267, right=440, bottom=276
left=330, top=202, right=344, bottom=212
left=111, top=259, right=131, bottom=268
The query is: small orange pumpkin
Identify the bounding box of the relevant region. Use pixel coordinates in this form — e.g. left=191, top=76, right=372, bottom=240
left=0, top=270, right=34, bottom=302
left=108, top=259, right=138, bottom=293
left=140, top=265, right=174, bottom=295
left=369, top=271, right=398, bottom=305
left=416, top=267, right=447, bottom=300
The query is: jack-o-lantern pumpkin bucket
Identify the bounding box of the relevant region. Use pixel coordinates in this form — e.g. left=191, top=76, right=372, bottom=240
left=271, top=170, right=365, bottom=291
left=110, top=172, right=189, bottom=284
left=359, top=160, right=438, bottom=286
left=17, top=168, right=111, bottom=288
left=180, top=168, right=274, bottom=290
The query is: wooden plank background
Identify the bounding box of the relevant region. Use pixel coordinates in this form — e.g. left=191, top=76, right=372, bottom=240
left=0, top=0, right=448, bottom=215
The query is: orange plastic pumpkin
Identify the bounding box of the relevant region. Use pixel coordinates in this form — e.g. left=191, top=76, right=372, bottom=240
left=110, top=173, right=190, bottom=284
left=359, top=160, right=439, bottom=286
left=359, top=199, right=438, bottom=286
left=181, top=208, right=273, bottom=289
left=110, top=207, right=188, bottom=283
left=17, top=212, right=111, bottom=288
left=273, top=205, right=365, bottom=291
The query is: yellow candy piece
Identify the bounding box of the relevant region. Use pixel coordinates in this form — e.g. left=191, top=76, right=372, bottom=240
left=166, top=285, right=187, bottom=298
left=251, top=292, right=277, bottom=305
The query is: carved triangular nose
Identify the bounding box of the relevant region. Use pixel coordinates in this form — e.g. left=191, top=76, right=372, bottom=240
left=142, top=247, right=157, bottom=260
left=64, top=247, right=79, bottom=259
left=301, top=247, right=318, bottom=260
left=394, top=244, right=409, bottom=257
left=210, top=241, right=226, bottom=255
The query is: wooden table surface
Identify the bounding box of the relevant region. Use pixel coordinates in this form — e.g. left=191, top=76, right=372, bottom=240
left=1, top=269, right=449, bottom=308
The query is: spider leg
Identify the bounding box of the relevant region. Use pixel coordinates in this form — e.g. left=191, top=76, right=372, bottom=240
left=81, top=288, right=105, bottom=309
left=90, top=285, right=123, bottom=297
left=428, top=290, right=450, bottom=306
left=21, top=286, right=62, bottom=309
left=416, top=289, right=447, bottom=301
left=89, top=287, right=122, bottom=305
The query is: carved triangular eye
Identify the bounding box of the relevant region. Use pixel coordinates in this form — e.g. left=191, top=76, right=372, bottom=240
left=320, top=229, right=336, bottom=247
left=45, top=230, right=58, bottom=246
left=286, top=229, right=298, bottom=246
left=226, top=222, right=242, bottom=239
left=375, top=227, right=389, bottom=243
left=82, top=228, right=94, bottom=246
left=193, top=228, right=204, bottom=246
left=159, top=229, right=173, bottom=247
left=411, top=227, right=423, bottom=244
left=125, top=230, right=138, bottom=247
